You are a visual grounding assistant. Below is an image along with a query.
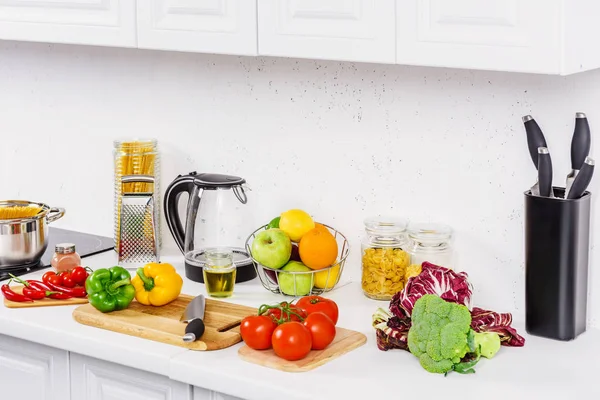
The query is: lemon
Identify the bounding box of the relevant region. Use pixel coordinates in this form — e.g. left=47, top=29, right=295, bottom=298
left=314, top=264, right=341, bottom=289
left=279, top=209, right=315, bottom=242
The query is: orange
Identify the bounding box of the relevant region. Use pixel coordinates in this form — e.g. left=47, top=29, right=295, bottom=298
left=298, top=227, right=338, bottom=270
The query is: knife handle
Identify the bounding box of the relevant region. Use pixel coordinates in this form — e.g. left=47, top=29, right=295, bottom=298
left=571, top=112, right=591, bottom=170
left=183, top=319, right=205, bottom=343
left=567, top=157, right=594, bottom=199
left=523, top=115, right=548, bottom=169
left=538, top=147, right=553, bottom=197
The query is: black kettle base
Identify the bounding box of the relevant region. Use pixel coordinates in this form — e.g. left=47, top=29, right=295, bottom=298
left=185, top=261, right=257, bottom=284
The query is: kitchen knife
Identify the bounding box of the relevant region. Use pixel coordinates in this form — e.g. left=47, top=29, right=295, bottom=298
left=180, top=294, right=206, bottom=342
left=566, top=156, right=595, bottom=200
left=537, top=147, right=553, bottom=198
left=523, top=115, right=548, bottom=196
left=566, top=112, right=591, bottom=197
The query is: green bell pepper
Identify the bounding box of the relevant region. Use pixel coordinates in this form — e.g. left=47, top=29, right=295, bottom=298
left=85, top=266, right=136, bottom=313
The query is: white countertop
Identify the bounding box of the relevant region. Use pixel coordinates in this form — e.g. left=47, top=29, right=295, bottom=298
left=1, top=250, right=598, bottom=400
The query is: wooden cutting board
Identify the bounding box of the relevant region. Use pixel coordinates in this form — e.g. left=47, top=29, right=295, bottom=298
left=3, top=285, right=88, bottom=308
left=72, top=294, right=256, bottom=351
left=238, top=327, right=367, bottom=372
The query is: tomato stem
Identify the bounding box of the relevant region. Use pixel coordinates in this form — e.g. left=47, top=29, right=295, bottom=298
left=258, top=302, right=305, bottom=324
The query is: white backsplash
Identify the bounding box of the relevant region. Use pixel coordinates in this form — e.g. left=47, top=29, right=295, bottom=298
left=1, top=41, right=598, bottom=327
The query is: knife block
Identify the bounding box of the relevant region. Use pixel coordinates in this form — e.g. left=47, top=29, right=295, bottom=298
left=524, top=187, right=592, bottom=341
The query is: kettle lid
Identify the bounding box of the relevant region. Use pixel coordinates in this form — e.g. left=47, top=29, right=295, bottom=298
left=190, top=172, right=246, bottom=188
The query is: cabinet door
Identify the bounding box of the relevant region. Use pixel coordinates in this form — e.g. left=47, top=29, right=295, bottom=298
left=193, top=386, right=242, bottom=400
left=137, top=0, right=257, bottom=56
left=70, top=353, right=191, bottom=400
left=396, top=0, right=561, bottom=74
left=0, top=334, right=70, bottom=400
left=0, top=0, right=136, bottom=47
left=258, top=0, right=396, bottom=63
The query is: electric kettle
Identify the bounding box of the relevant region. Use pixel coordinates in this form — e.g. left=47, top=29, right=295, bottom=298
left=163, top=172, right=257, bottom=283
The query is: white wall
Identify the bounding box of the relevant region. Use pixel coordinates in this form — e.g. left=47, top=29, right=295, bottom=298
left=1, top=41, right=598, bottom=327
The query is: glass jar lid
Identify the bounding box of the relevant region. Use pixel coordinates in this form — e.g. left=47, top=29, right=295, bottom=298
left=185, top=247, right=251, bottom=268
left=408, top=223, right=453, bottom=246
left=363, top=217, right=408, bottom=247
left=363, top=217, right=408, bottom=236
left=55, top=243, right=76, bottom=254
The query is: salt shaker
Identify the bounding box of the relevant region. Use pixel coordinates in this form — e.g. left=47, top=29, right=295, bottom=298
left=51, top=243, right=81, bottom=273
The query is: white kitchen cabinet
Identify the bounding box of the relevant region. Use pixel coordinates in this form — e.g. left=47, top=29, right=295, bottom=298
left=70, top=353, right=191, bottom=400
left=0, top=0, right=136, bottom=48
left=0, top=334, right=70, bottom=400
left=257, top=0, right=396, bottom=63
left=137, top=0, right=257, bottom=56
left=396, top=0, right=600, bottom=75
left=194, top=387, right=242, bottom=400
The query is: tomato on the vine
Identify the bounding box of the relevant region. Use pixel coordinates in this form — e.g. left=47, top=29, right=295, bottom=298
left=240, top=315, right=277, bottom=350
left=42, top=271, right=62, bottom=287
left=59, top=271, right=76, bottom=288
left=303, top=312, right=336, bottom=350
left=272, top=321, right=312, bottom=361
left=264, top=301, right=307, bottom=324
left=296, top=296, right=339, bottom=325
left=70, top=266, right=89, bottom=286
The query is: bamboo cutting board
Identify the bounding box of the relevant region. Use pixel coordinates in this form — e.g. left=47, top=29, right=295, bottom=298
left=4, top=285, right=88, bottom=308
left=72, top=294, right=256, bottom=351
left=238, top=327, right=367, bottom=372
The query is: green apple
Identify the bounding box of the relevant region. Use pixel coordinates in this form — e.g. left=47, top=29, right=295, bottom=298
left=267, top=216, right=280, bottom=229
left=251, top=228, right=291, bottom=269
left=278, top=261, right=314, bottom=296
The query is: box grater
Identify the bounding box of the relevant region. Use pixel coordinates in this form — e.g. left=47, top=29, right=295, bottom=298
left=118, top=175, right=159, bottom=266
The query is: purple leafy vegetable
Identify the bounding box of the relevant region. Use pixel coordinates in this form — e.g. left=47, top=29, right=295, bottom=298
left=390, top=262, right=474, bottom=318
left=373, top=262, right=525, bottom=353
left=471, top=307, right=525, bottom=347
left=372, top=308, right=411, bottom=351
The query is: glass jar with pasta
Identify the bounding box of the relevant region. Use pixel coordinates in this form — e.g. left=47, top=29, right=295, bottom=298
left=361, top=217, right=415, bottom=301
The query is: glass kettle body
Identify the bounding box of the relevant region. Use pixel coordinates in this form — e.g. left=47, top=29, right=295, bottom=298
left=163, top=172, right=252, bottom=255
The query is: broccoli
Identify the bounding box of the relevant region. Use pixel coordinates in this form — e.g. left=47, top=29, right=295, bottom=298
left=407, top=294, right=500, bottom=375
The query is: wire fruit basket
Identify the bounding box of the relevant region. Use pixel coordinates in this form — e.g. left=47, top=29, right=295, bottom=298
left=245, top=223, right=350, bottom=297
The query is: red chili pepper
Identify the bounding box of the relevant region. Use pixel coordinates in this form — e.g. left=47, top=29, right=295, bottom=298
left=26, top=280, right=52, bottom=292
left=1, top=282, right=33, bottom=302
left=44, top=281, right=87, bottom=298
left=22, top=286, right=48, bottom=300
left=47, top=292, right=73, bottom=300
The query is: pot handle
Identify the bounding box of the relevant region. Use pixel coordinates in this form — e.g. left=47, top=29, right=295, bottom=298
left=47, top=207, right=65, bottom=223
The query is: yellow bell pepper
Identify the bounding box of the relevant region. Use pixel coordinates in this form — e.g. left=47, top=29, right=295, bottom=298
left=131, top=262, right=183, bottom=306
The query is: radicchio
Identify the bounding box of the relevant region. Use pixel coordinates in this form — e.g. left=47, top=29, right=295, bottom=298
left=372, top=308, right=411, bottom=351
left=390, top=262, right=474, bottom=318
left=373, top=262, right=525, bottom=351
left=471, top=307, right=525, bottom=347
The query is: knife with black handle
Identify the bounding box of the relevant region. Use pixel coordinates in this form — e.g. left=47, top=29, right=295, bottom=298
left=567, top=157, right=594, bottom=199
left=537, top=147, right=553, bottom=197
left=523, top=115, right=548, bottom=195
left=566, top=112, right=591, bottom=197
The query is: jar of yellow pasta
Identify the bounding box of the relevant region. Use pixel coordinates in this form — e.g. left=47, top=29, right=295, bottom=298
left=361, top=217, right=412, bottom=301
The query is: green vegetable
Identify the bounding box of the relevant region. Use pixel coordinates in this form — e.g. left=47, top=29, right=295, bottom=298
left=407, top=294, right=496, bottom=375
left=474, top=331, right=501, bottom=359
left=267, top=216, right=280, bottom=229
left=85, top=266, right=136, bottom=313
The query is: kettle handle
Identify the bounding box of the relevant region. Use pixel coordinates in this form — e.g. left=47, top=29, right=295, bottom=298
left=163, top=175, right=196, bottom=254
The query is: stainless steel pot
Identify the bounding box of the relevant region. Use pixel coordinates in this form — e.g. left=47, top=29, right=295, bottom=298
left=0, top=200, right=65, bottom=268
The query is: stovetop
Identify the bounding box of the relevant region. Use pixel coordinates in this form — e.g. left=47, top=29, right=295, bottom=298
left=0, top=228, right=114, bottom=282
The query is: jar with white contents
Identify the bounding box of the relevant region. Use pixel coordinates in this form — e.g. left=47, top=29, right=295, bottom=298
left=406, top=223, right=455, bottom=270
